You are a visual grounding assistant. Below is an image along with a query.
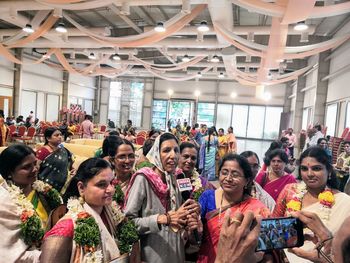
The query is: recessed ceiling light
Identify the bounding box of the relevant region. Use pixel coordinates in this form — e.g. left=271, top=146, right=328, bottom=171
left=211, top=55, right=220, bottom=63
left=182, top=55, right=190, bottom=62
left=42, top=53, right=51, bottom=59
left=264, top=92, right=272, bottom=101
left=230, top=92, right=237, bottom=98
left=167, top=89, right=174, bottom=96
left=194, top=90, right=200, bottom=97
left=197, top=21, right=209, bottom=32
left=88, top=53, right=96, bottom=60
left=218, top=72, right=225, bottom=78
left=154, top=22, right=166, bottom=32
left=22, top=24, right=34, bottom=33
left=112, top=54, right=121, bottom=61
left=55, top=22, right=67, bottom=33
left=294, top=21, right=308, bottom=31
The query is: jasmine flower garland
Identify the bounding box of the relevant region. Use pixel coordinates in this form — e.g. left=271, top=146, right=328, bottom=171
left=32, top=180, right=63, bottom=210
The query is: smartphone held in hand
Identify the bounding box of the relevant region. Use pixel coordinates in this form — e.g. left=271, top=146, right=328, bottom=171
left=256, top=217, right=304, bottom=251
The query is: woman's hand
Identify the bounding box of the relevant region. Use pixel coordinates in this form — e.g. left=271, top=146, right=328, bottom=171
left=186, top=212, right=203, bottom=233
left=168, top=209, right=188, bottom=229
left=215, top=210, right=264, bottom=263
left=181, top=199, right=200, bottom=216
left=289, top=211, right=333, bottom=262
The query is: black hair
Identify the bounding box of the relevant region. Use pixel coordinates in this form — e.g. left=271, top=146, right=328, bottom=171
left=317, top=138, right=327, bottom=145
left=266, top=149, right=288, bottom=165
left=219, top=153, right=254, bottom=195
left=218, top=128, right=224, bottom=133
left=299, top=146, right=338, bottom=189
left=263, top=140, right=283, bottom=165
left=240, top=150, right=260, bottom=164
left=63, top=158, right=111, bottom=201
left=44, top=127, right=61, bottom=145
left=159, top=133, right=178, bottom=149
left=180, top=142, right=199, bottom=154
left=0, top=144, right=35, bottom=180
left=108, top=130, right=119, bottom=136
left=314, top=124, right=322, bottom=131
left=228, top=126, right=233, bottom=132
left=342, top=236, right=350, bottom=263
left=102, top=135, right=134, bottom=158
left=143, top=139, right=155, bottom=156
left=280, top=137, right=289, bottom=143
left=148, top=129, right=160, bottom=139
left=207, top=127, right=215, bottom=153
left=343, top=141, right=350, bottom=146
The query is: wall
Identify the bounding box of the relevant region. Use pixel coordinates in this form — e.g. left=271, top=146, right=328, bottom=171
left=0, top=52, right=96, bottom=121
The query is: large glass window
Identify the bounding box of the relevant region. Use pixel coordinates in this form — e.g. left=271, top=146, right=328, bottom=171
left=197, top=102, right=215, bottom=127
left=152, top=100, right=168, bottom=130
left=232, top=105, right=248, bottom=137
left=216, top=104, right=232, bottom=130
left=108, top=81, right=144, bottom=127
left=169, top=101, right=192, bottom=128
left=302, top=107, right=312, bottom=130
left=263, top=107, right=283, bottom=139
left=247, top=106, right=266, bottom=139
left=346, top=102, right=350, bottom=129
left=325, top=104, right=338, bottom=137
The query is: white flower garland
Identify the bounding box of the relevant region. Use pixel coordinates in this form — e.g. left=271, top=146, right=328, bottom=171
left=7, top=184, right=35, bottom=215
left=32, top=180, right=63, bottom=206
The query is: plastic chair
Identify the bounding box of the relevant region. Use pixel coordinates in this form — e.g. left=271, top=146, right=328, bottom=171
left=18, top=126, right=36, bottom=144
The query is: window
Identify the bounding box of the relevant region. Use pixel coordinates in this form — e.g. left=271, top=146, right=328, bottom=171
left=247, top=106, right=266, bottom=139
left=263, top=107, right=283, bottom=139
left=302, top=107, right=313, bottom=130
left=197, top=102, right=215, bottom=127
left=108, top=81, right=122, bottom=126
left=169, top=101, right=193, bottom=128
left=216, top=104, right=232, bottom=130
left=152, top=100, right=168, bottom=130
left=325, top=104, right=337, bottom=137
left=108, top=81, right=144, bottom=127
left=346, top=102, right=350, bottom=129
left=232, top=105, right=248, bottom=137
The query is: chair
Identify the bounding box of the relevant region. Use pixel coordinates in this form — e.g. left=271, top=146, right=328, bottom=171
left=35, top=125, right=48, bottom=142
left=8, top=125, right=17, bottom=141
left=17, top=126, right=36, bottom=144
left=73, top=125, right=82, bottom=139
left=17, top=126, right=26, bottom=137
left=99, top=125, right=107, bottom=133
left=135, top=135, right=146, bottom=146
left=341, top=128, right=349, bottom=139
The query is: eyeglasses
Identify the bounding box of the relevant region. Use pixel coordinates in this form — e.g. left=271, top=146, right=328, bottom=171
left=220, top=170, right=245, bottom=179
left=115, top=154, right=135, bottom=161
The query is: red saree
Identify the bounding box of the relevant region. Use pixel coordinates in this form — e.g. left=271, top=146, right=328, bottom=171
left=197, top=197, right=270, bottom=263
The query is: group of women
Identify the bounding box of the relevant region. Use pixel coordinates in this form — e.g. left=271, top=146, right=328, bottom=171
left=1, top=126, right=350, bottom=263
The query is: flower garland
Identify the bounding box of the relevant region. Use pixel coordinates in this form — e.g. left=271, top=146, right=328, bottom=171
left=67, top=198, right=103, bottom=263
left=191, top=170, right=205, bottom=201
left=112, top=179, right=125, bottom=207
left=32, top=180, right=63, bottom=210
left=286, top=182, right=335, bottom=221
left=7, top=184, right=45, bottom=247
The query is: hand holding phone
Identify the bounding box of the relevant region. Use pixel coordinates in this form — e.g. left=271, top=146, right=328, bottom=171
left=256, top=217, right=304, bottom=251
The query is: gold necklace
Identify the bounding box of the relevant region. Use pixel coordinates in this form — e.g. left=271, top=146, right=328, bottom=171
left=218, top=192, right=244, bottom=222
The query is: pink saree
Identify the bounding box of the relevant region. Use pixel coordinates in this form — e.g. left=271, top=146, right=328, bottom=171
left=197, top=198, right=270, bottom=263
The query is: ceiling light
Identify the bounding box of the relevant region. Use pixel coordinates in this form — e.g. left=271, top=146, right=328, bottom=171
left=42, top=53, right=51, bottom=59
left=218, top=72, right=225, bottom=78
left=167, top=89, right=174, bottom=96
left=211, top=55, right=220, bottom=63
left=182, top=55, right=190, bottom=62
left=196, top=72, right=202, bottom=78
left=276, top=59, right=284, bottom=63
left=55, top=22, right=67, bottom=33
left=197, top=21, right=209, bottom=32
left=264, top=92, right=272, bottom=101
left=88, top=53, right=96, bottom=60
left=22, top=24, right=34, bottom=33
left=112, top=54, right=121, bottom=61
left=230, top=92, right=237, bottom=98
left=194, top=90, right=201, bottom=97
left=294, top=21, right=308, bottom=31
left=154, top=22, right=166, bottom=32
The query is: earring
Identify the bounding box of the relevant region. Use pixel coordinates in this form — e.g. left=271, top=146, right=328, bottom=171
left=328, top=174, right=331, bottom=180
left=79, top=195, right=85, bottom=205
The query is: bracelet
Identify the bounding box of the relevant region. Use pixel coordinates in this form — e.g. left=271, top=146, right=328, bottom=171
left=165, top=212, right=171, bottom=226
left=316, top=235, right=334, bottom=263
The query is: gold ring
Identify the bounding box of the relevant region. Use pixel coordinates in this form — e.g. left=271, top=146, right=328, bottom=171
left=230, top=218, right=242, bottom=225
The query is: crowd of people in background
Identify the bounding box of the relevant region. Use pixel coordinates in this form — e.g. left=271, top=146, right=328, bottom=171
left=1, top=114, right=350, bottom=263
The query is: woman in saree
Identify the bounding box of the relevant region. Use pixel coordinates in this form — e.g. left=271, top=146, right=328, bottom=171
left=199, top=127, right=218, bottom=181
left=105, top=136, right=135, bottom=194
left=124, top=133, right=201, bottom=263
left=334, top=141, right=350, bottom=191
left=197, top=153, right=270, bottom=263
left=0, top=117, right=9, bottom=146
left=37, top=127, right=74, bottom=194
left=255, top=149, right=296, bottom=201
left=41, top=158, right=122, bottom=263
left=273, top=146, right=350, bottom=262
left=226, top=126, right=237, bottom=153
left=0, top=144, right=63, bottom=262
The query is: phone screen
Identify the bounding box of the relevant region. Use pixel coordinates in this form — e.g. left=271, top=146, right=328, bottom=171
left=256, top=217, right=304, bottom=251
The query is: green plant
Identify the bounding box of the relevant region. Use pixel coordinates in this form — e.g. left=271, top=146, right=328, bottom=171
left=117, top=220, right=139, bottom=255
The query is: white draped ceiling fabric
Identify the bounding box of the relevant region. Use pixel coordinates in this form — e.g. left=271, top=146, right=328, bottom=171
left=0, top=0, right=348, bottom=84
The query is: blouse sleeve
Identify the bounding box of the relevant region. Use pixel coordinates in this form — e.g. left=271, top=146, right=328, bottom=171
left=199, top=190, right=213, bottom=220
left=124, top=176, right=161, bottom=235
left=36, top=147, right=50, bottom=161
left=272, top=184, right=293, bottom=217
